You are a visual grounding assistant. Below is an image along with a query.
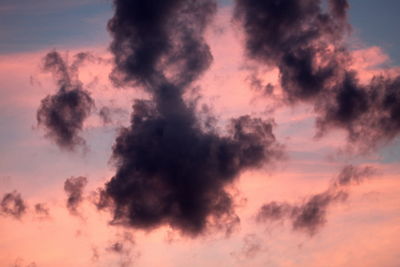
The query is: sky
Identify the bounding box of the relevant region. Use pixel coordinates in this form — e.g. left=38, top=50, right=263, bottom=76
left=0, top=1, right=400, bottom=267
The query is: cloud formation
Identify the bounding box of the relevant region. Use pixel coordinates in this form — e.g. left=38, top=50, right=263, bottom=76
left=234, top=0, right=400, bottom=151
left=99, top=0, right=284, bottom=236
left=34, top=203, right=50, bottom=219
left=37, top=51, right=95, bottom=150
left=257, top=165, right=375, bottom=235
left=0, top=191, right=27, bottom=219
left=103, top=232, right=138, bottom=267
left=64, top=176, right=88, bottom=215
left=231, top=234, right=263, bottom=260
left=98, top=106, right=127, bottom=125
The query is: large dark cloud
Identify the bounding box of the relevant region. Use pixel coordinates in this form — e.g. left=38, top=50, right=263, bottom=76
left=0, top=191, right=27, bottom=219
left=234, top=0, right=400, bottom=151
left=37, top=51, right=95, bottom=150
left=257, top=165, right=375, bottom=235
left=99, top=0, right=284, bottom=236
left=64, top=176, right=88, bottom=215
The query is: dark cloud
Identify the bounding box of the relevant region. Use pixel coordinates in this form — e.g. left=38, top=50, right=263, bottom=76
left=333, top=164, right=375, bottom=186
left=329, top=0, right=349, bottom=19
left=37, top=51, right=95, bottom=150
left=99, top=106, right=113, bottom=125
left=256, top=201, right=292, bottom=222
left=108, top=0, right=216, bottom=89
left=64, top=176, right=88, bottom=215
left=34, top=203, right=50, bottom=218
left=290, top=190, right=348, bottom=234
left=234, top=0, right=400, bottom=151
left=108, top=242, right=124, bottom=253
left=0, top=191, right=27, bottom=219
left=107, top=243, right=134, bottom=267
left=106, top=232, right=137, bottom=267
left=98, top=106, right=128, bottom=125
left=246, top=67, right=276, bottom=98
left=257, top=165, right=375, bottom=235
left=234, top=0, right=349, bottom=100
left=99, top=0, right=284, bottom=237
left=315, top=75, right=400, bottom=151
left=104, top=102, right=282, bottom=236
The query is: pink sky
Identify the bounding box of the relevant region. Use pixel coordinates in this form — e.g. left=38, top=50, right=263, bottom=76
left=0, top=4, right=400, bottom=267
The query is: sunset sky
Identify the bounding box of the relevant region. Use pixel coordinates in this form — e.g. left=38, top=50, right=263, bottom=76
left=1, top=1, right=400, bottom=267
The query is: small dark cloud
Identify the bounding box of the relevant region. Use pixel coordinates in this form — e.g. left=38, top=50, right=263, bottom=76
left=257, top=165, right=376, bottom=235
left=290, top=190, right=348, bottom=235
left=106, top=232, right=138, bottom=267
left=256, top=201, right=292, bottom=222
left=107, top=242, right=124, bottom=253
left=0, top=191, right=26, bottom=219
left=64, top=176, right=88, bottom=215
left=98, top=106, right=128, bottom=125
left=247, top=72, right=275, bottom=97
left=333, top=164, right=375, bottom=186
left=37, top=51, right=95, bottom=150
left=34, top=203, right=50, bottom=219
left=98, top=106, right=113, bottom=124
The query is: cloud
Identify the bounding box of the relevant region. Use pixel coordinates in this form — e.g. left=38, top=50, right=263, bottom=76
left=257, top=165, right=376, bottom=235
left=0, top=0, right=104, bottom=14
left=231, top=234, right=263, bottom=260
left=98, top=0, right=284, bottom=237
left=98, top=106, right=128, bottom=125
left=36, top=51, right=95, bottom=150
left=105, top=232, right=138, bottom=267
left=333, top=164, right=376, bottom=186
left=34, top=203, right=50, bottom=219
left=234, top=0, right=400, bottom=152
left=0, top=191, right=27, bottom=219
left=64, top=176, right=88, bottom=215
